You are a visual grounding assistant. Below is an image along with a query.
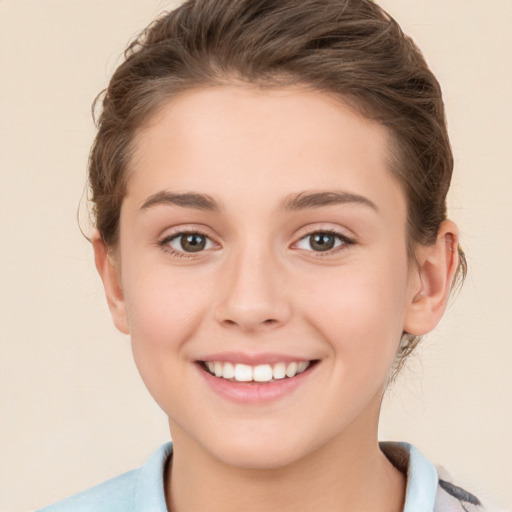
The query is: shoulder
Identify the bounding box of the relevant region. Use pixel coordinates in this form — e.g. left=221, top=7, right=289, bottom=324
left=36, top=443, right=173, bottom=512
left=37, top=469, right=140, bottom=512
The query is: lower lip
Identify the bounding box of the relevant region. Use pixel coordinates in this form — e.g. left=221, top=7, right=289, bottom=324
left=197, top=363, right=316, bottom=403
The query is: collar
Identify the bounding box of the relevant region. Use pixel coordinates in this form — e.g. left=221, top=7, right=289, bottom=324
left=380, top=441, right=439, bottom=512
left=134, top=442, right=173, bottom=512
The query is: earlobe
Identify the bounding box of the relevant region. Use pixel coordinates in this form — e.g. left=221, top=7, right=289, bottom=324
left=92, top=230, right=130, bottom=335
left=404, top=220, right=459, bottom=336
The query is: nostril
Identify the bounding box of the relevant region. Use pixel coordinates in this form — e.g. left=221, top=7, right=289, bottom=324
left=221, top=317, right=279, bottom=330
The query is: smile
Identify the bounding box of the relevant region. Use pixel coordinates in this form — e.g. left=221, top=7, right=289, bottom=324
left=197, top=357, right=320, bottom=403
left=202, top=361, right=312, bottom=383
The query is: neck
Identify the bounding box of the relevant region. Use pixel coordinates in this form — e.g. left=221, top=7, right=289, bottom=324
left=165, top=415, right=405, bottom=512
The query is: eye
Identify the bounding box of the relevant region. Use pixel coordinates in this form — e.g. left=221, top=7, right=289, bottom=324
left=295, top=231, right=352, bottom=252
left=163, top=232, right=215, bottom=254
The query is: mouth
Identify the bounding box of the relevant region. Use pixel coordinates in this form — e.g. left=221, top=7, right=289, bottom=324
left=199, top=360, right=319, bottom=383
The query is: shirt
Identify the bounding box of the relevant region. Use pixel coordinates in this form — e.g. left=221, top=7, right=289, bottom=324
left=37, top=442, right=486, bottom=512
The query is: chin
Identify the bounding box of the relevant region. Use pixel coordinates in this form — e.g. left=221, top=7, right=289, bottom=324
left=196, top=423, right=320, bottom=471
left=213, top=442, right=306, bottom=471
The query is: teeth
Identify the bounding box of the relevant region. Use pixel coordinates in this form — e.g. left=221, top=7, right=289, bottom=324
left=272, top=362, right=286, bottom=380
left=253, top=364, right=273, bottom=382
left=297, top=361, right=308, bottom=373
left=204, top=360, right=312, bottom=382
left=223, top=362, right=235, bottom=379
left=286, top=362, right=298, bottom=378
left=214, top=361, right=223, bottom=377
left=234, top=364, right=253, bottom=382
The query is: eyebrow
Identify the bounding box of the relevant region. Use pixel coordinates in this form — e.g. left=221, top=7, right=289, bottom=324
left=139, top=191, right=220, bottom=212
left=139, top=189, right=377, bottom=213
left=280, top=191, right=378, bottom=212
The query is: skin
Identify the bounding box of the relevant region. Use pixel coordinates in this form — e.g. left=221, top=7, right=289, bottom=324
left=93, top=85, right=459, bottom=512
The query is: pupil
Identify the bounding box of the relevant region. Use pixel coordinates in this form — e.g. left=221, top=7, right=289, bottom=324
left=311, top=233, right=335, bottom=251
left=181, top=234, right=206, bottom=252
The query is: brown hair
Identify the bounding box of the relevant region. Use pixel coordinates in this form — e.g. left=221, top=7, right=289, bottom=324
left=88, top=0, right=466, bottom=372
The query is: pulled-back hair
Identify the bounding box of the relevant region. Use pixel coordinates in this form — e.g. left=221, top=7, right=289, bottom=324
left=89, top=0, right=466, bottom=373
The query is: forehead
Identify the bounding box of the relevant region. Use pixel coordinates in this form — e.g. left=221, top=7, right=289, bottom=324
left=126, top=85, right=406, bottom=219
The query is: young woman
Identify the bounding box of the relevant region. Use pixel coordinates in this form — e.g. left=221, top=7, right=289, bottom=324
left=38, top=0, right=487, bottom=510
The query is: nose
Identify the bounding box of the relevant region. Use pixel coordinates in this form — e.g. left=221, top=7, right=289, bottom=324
left=214, top=245, right=292, bottom=333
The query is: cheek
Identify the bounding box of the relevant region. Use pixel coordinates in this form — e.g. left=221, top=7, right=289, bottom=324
left=299, top=257, right=409, bottom=372
left=124, top=261, right=211, bottom=336
left=121, top=266, right=212, bottom=397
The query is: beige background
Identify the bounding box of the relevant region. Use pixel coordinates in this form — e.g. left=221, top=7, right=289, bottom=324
left=0, top=1, right=511, bottom=511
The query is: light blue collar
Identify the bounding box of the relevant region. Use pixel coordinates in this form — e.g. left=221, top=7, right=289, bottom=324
left=381, top=441, right=438, bottom=512
left=135, top=442, right=173, bottom=512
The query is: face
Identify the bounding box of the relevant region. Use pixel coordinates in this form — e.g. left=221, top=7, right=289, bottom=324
left=106, top=86, right=422, bottom=469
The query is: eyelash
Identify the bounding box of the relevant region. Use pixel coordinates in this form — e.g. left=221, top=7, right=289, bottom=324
left=158, top=230, right=214, bottom=259
left=158, top=229, right=355, bottom=259
left=294, top=229, right=355, bottom=256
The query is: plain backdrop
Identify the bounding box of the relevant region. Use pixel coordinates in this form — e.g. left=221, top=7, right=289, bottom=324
left=0, top=1, right=511, bottom=511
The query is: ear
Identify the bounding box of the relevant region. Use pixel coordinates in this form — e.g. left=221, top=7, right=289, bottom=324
left=92, top=230, right=130, bottom=334
left=404, top=220, right=460, bottom=336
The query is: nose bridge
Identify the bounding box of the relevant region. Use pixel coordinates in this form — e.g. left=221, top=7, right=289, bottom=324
left=215, top=239, right=291, bottom=331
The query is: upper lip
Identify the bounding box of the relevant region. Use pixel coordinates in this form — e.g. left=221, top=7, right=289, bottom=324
left=196, top=352, right=316, bottom=366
